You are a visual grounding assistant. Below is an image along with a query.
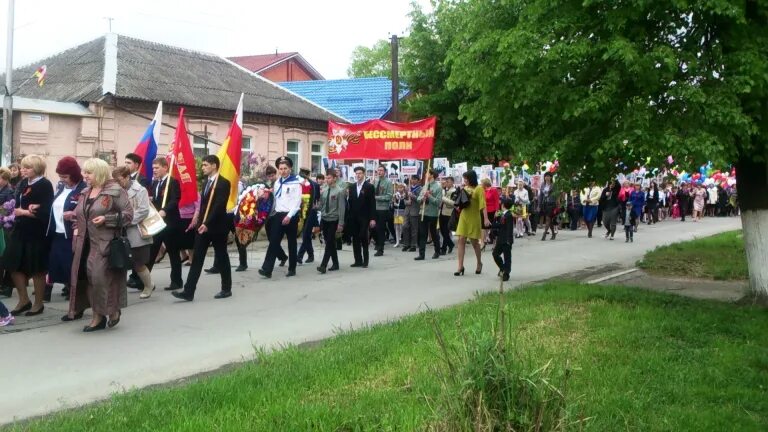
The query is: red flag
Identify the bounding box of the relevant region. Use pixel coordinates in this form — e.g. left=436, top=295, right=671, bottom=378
left=169, top=108, right=198, bottom=206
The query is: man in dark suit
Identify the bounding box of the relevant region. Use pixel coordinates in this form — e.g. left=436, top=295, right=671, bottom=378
left=146, top=157, right=184, bottom=291
left=125, top=153, right=151, bottom=189
left=347, top=166, right=376, bottom=268
left=173, top=155, right=232, bottom=301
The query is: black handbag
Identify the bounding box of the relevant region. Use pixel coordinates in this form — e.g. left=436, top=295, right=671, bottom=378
left=448, top=209, right=460, bottom=231
left=108, top=211, right=133, bottom=271
left=456, top=188, right=472, bottom=210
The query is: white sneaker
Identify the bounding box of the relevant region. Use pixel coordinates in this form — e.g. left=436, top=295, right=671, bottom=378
left=0, top=315, right=15, bottom=327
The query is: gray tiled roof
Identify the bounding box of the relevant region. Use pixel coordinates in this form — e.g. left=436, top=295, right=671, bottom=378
left=3, top=35, right=343, bottom=122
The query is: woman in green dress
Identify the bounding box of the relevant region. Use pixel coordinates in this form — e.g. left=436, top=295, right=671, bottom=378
left=455, top=171, right=490, bottom=276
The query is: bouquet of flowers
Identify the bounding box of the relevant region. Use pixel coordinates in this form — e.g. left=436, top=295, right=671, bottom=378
left=0, top=199, right=15, bottom=229
left=234, top=184, right=271, bottom=246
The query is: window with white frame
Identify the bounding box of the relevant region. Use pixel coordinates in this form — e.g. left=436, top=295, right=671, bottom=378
left=311, top=141, right=324, bottom=174
left=192, top=133, right=210, bottom=159
left=287, top=139, right=300, bottom=168
left=240, top=136, right=253, bottom=176
left=241, top=136, right=252, bottom=158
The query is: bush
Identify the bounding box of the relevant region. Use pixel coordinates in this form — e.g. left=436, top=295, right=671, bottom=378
left=426, top=283, right=580, bottom=431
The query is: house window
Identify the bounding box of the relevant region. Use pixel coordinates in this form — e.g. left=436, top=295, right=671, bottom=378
left=193, top=133, right=210, bottom=159
left=287, top=139, right=300, bottom=168
left=241, top=136, right=253, bottom=177
left=311, top=141, right=324, bottom=174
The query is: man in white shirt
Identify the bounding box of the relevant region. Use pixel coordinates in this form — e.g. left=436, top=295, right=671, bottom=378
left=259, top=156, right=303, bottom=278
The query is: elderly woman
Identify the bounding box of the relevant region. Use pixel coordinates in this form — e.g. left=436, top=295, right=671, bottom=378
left=46, top=157, right=87, bottom=309
left=113, top=166, right=155, bottom=299
left=454, top=170, right=490, bottom=276
left=0, top=167, right=16, bottom=298
left=67, top=158, right=132, bottom=332
left=2, top=155, right=54, bottom=316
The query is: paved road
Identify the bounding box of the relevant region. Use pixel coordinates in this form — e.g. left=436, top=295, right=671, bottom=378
left=0, top=217, right=741, bottom=424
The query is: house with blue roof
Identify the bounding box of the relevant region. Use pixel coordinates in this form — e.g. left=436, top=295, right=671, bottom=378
left=279, top=77, right=409, bottom=124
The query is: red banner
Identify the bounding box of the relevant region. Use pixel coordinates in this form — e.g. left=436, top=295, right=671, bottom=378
left=169, top=108, right=199, bottom=206
left=327, top=117, right=436, bottom=159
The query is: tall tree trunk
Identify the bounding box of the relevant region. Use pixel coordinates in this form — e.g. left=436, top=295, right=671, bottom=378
left=736, top=155, right=768, bottom=302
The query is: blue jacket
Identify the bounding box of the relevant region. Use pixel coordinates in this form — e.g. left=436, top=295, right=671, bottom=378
left=46, top=180, right=87, bottom=239
left=629, top=190, right=645, bottom=214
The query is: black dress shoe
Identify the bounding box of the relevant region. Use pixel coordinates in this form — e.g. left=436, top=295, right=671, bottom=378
left=286, top=270, right=296, bottom=277
left=204, top=267, right=220, bottom=274
left=235, top=265, right=248, bottom=272
left=278, top=259, right=287, bottom=267
left=362, top=263, right=369, bottom=268
left=127, top=279, right=141, bottom=289
left=432, top=252, right=441, bottom=259
left=62, top=311, right=84, bottom=322
left=83, top=317, right=107, bottom=333
left=214, top=290, right=232, bottom=299
left=172, top=291, right=194, bottom=302
left=164, top=284, right=182, bottom=291
left=305, top=257, right=314, bottom=264
left=408, top=247, right=416, bottom=252
left=350, top=263, right=363, bottom=268
left=374, top=250, right=384, bottom=257
left=258, top=269, right=272, bottom=278
left=328, top=265, right=340, bottom=271
left=448, top=245, right=454, bottom=254
left=11, top=302, right=32, bottom=316
left=317, top=266, right=327, bottom=274
left=414, top=255, right=425, bottom=261
left=25, top=305, right=45, bottom=316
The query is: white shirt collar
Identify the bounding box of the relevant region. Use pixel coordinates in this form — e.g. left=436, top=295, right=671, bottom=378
left=29, top=176, right=43, bottom=185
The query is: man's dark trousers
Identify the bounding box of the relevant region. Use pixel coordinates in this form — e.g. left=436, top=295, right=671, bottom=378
left=184, top=231, right=231, bottom=297
left=262, top=212, right=298, bottom=274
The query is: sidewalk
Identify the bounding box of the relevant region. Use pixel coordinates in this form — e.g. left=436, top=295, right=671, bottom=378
left=0, top=217, right=741, bottom=424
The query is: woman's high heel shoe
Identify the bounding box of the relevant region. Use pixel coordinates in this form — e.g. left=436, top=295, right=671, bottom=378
left=108, top=311, right=122, bottom=328
left=83, top=317, right=107, bottom=333
left=454, top=267, right=465, bottom=276
left=61, top=311, right=84, bottom=322
left=475, top=264, right=483, bottom=275
left=10, top=302, right=32, bottom=316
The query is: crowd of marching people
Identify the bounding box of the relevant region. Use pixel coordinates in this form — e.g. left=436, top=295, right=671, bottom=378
left=0, top=152, right=740, bottom=330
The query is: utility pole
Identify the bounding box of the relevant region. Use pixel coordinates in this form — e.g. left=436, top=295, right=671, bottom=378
left=390, top=34, right=399, bottom=122
left=2, top=0, right=15, bottom=166
left=105, top=17, right=114, bottom=33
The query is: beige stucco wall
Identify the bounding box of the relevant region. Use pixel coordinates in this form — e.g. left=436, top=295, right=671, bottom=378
left=11, top=103, right=328, bottom=177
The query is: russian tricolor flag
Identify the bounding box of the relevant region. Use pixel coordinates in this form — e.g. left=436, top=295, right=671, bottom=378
left=133, top=101, right=163, bottom=182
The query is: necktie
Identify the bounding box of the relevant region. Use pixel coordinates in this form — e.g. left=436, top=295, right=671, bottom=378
left=204, top=179, right=213, bottom=197
left=324, top=187, right=331, bottom=213
left=155, top=179, right=163, bottom=199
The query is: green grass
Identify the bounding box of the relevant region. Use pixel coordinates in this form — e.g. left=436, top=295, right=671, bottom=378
left=638, top=230, right=748, bottom=280
left=8, top=283, right=768, bottom=431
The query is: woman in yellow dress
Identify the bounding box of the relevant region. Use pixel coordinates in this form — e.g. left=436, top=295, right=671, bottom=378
left=455, top=171, right=490, bottom=276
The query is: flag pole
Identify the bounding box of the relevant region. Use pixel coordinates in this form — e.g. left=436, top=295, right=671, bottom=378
left=420, top=158, right=432, bottom=222
left=202, top=175, right=220, bottom=224
left=161, top=153, right=176, bottom=209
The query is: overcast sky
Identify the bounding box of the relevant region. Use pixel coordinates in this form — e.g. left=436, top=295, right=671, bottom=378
left=0, top=0, right=430, bottom=79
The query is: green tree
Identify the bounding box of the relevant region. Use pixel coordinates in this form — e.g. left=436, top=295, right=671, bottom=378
left=441, top=0, right=767, bottom=299
left=401, top=2, right=490, bottom=164
left=348, top=39, right=409, bottom=79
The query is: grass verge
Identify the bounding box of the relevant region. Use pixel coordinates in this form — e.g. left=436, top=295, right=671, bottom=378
left=7, top=282, right=767, bottom=431
left=638, top=230, right=747, bottom=280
